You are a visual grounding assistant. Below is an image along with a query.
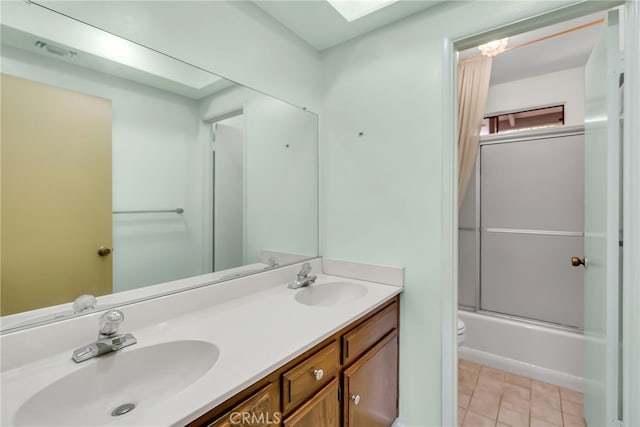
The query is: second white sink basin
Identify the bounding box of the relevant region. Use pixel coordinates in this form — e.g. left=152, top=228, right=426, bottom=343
left=14, top=340, right=219, bottom=426
left=295, top=282, right=368, bottom=306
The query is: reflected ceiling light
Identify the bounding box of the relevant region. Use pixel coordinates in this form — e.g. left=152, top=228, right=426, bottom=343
left=478, top=38, right=509, bottom=57
left=327, top=0, right=400, bottom=22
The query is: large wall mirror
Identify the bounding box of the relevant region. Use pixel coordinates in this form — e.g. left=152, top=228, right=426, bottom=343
left=0, top=1, right=318, bottom=332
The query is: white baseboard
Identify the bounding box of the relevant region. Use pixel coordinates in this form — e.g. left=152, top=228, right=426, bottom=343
left=459, top=346, right=584, bottom=392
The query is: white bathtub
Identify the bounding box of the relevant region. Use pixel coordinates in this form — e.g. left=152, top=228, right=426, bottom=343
left=458, top=310, right=584, bottom=391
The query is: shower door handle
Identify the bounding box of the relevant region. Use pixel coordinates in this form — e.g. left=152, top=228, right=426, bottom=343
left=571, top=256, right=585, bottom=267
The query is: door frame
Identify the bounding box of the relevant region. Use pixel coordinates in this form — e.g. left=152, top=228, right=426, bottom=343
left=441, top=1, right=640, bottom=426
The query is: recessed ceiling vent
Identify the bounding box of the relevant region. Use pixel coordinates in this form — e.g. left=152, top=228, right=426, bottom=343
left=35, top=40, right=77, bottom=58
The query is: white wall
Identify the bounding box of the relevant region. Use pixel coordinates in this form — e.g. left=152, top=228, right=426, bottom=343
left=320, top=2, right=581, bottom=426
left=41, top=0, right=321, bottom=112
left=200, top=86, right=319, bottom=267
left=486, top=67, right=585, bottom=126
left=1, top=45, right=204, bottom=293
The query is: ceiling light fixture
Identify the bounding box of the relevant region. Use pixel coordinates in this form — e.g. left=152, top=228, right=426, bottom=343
left=478, top=38, right=509, bottom=57
left=327, top=0, right=399, bottom=22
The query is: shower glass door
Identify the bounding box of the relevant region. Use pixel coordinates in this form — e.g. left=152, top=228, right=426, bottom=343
left=479, top=133, right=585, bottom=329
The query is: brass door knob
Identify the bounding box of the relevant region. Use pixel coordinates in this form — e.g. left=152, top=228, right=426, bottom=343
left=571, top=256, right=585, bottom=267
left=97, top=246, right=112, bottom=256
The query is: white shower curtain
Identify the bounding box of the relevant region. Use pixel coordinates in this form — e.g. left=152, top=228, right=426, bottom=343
left=458, top=55, right=492, bottom=208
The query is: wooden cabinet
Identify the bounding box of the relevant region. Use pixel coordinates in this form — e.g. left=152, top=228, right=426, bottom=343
left=189, top=297, right=399, bottom=427
left=342, top=302, right=398, bottom=365
left=207, top=382, right=280, bottom=427
left=283, top=379, right=340, bottom=427
left=282, top=341, right=339, bottom=413
left=343, top=332, right=399, bottom=427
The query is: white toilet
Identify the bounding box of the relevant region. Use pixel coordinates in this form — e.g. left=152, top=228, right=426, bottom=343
left=457, top=318, right=466, bottom=348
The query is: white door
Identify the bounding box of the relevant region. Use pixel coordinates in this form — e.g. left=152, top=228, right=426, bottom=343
left=212, top=123, right=245, bottom=271
left=583, top=9, right=621, bottom=427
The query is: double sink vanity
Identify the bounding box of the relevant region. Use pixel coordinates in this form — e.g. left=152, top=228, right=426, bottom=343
left=0, top=259, right=403, bottom=426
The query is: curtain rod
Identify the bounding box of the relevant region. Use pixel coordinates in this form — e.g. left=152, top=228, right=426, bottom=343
left=503, top=18, right=605, bottom=54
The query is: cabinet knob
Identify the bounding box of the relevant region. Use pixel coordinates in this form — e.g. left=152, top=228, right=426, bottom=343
left=313, top=369, right=324, bottom=381
left=351, top=394, right=361, bottom=405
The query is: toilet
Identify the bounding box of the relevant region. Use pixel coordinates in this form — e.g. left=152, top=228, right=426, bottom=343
left=457, top=318, right=466, bottom=348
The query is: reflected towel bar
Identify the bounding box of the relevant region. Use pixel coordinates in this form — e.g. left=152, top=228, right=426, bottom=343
left=112, top=208, right=184, bottom=214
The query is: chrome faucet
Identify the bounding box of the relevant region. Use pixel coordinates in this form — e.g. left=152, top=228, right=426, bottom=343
left=288, top=262, right=317, bottom=289
left=71, top=310, right=137, bottom=363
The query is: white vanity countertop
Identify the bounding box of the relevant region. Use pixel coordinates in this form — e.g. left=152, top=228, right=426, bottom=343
left=0, top=264, right=402, bottom=427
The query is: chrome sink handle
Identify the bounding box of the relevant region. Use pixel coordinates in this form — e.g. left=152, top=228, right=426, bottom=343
left=72, top=294, right=97, bottom=314
left=288, top=263, right=317, bottom=289
left=99, top=310, right=125, bottom=337
left=72, top=309, right=136, bottom=363
left=298, top=262, right=312, bottom=279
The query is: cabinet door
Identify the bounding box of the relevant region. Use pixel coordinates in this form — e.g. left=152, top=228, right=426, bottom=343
left=343, top=332, right=398, bottom=427
left=283, top=379, right=340, bottom=427
left=208, top=382, right=281, bottom=427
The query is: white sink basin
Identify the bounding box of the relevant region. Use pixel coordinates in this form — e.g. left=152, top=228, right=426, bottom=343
left=14, top=340, right=219, bottom=426
left=295, top=282, right=368, bottom=306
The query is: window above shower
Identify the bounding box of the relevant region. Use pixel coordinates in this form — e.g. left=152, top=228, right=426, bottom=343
left=481, top=104, right=565, bottom=136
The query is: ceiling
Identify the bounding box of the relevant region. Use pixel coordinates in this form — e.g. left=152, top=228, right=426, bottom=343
left=254, top=1, right=608, bottom=86
left=252, top=0, right=444, bottom=51
left=461, top=11, right=607, bottom=85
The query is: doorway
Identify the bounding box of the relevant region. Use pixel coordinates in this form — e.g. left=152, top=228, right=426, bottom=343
left=447, top=3, right=634, bottom=427
left=204, top=111, right=246, bottom=273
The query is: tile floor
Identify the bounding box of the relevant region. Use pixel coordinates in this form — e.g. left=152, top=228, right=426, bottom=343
left=458, top=359, right=586, bottom=427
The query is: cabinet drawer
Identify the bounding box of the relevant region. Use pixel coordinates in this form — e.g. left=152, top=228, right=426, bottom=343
left=208, top=382, right=280, bottom=427
left=342, top=301, right=398, bottom=365
left=282, top=341, right=339, bottom=414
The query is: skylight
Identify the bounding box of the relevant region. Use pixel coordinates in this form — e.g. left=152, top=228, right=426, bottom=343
left=327, top=0, right=400, bottom=22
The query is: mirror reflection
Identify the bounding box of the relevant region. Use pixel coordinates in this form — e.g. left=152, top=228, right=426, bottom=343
left=0, top=2, right=318, bottom=329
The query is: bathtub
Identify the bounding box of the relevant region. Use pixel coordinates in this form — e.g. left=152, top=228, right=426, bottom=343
left=458, top=310, right=584, bottom=391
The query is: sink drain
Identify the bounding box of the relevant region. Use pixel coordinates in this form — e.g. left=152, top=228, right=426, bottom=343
left=111, top=403, right=136, bottom=417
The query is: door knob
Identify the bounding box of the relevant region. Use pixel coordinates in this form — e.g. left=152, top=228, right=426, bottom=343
left=571, top=256, right=585, bottom=267
left=97, top=246, right=112, bottom=256
left=351, top=394, right=361, bottom=405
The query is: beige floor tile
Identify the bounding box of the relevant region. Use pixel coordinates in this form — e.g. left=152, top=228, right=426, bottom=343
left=458, top=406, right=467, bottom=427
left=469, top=389, right=501, bottom=420
left=505, top=372, right=532, bottom=389
left=503, top=383, right=531, bottom=400
left=560, top=387, right=584, bottom=405
left=460, top=368, right=479, bottom=394
left=500, top=392, right=530, bottom=415
left=497, top=424, right=511, bottom=427
left=531, top=405, right=563, bottom=426
left=477, top=374, right=505, bottom=393
left=532, top=380, right=560, bottom=397
left=532, top=389, right=562, bottom=410
left=530, top=417, right=561, bottom=427
left=463, top=410, right=496, bottom=427
left=562, top=398, right=584, bottom=417
left=563, top=412, right=587, bottom=427
left=459, top=392, right=472, bottom=409
left=460, top=359, right=483, bottom=373
left=497, top=406, right=529, bottom=427
left=481, top=365, right=506, bottom=382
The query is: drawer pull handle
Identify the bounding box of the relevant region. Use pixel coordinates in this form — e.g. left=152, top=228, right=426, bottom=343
left=313, top=369, right=324, bottom=381
left=351, top=394, right=361, bottom=405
